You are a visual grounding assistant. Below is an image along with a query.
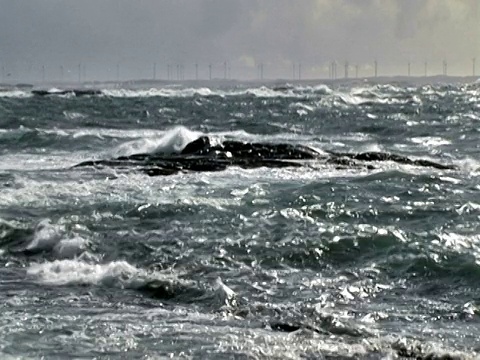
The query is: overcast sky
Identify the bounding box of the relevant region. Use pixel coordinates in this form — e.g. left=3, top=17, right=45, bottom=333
left=0, top=0, right=478, bottom=82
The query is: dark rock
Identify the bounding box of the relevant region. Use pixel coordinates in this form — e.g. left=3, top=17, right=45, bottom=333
left=143, top=168, right=179, bottom=176
left=220, top=141, right=319, bottom=160
left=32, top=89, right=102, bottom=97
left=73, top=136, right=457, bottom=177
left=72, top=89, right=102, bottom=96
left=270, top=322, right=302, bottom=333
left=272, top=85, right=293, bottom=92
left=269, top=321, right=327, bottom=335
left=181, top=136, right=211, bottom=155
left=139, top=279, right=205, bottom=303
left=412, top=159, right=456, bottom=170
left=31, top=90, right=50, bottom=96
left=238, top=159, right=303, bottom=169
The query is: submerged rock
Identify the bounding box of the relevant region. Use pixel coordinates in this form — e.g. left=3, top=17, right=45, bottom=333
left=73, top=136, right=457, bottom=176
left=391, top=339, right=463, bottom=360
left=139, top=279, right=205, bottom=302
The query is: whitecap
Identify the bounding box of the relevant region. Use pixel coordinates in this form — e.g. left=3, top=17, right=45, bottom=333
left=109, top=126, right=202, bottom=157
left=101, top=87, right=214, bottom=98
left=411, top=136, right=451, bottom=147
left=26, top=259, right=199, bottom=301
left=25, top=219, right=65, bottom=252
left=53, top=236, right=89, bottom=258
left=0, top=90, right=32, bottom=98
left=27, top=259, right=145, bottom=287
left=24, top=219, right=89, bottom=259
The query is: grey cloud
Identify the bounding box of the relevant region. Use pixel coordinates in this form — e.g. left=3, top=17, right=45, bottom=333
left=0, top=0, right=478, bottom=82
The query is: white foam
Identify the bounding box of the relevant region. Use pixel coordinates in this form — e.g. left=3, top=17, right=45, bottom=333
left=0, top=152, right=90, bottom=171
left=26, top=219, right=64, bottom=252
left=94, top=84, right=331, bottom=99
left=310, top=84, right=333, bottom=94
left=335, top=93, right=373, bottom=106
left=53, top=236, right=89, bottom=258
left=24, top=219, right=89, bottom=258
left=290, top=102, right=315, bottom=113
left=212, top=277, right=237, bottom=308
left=110, top=126, right=202, bottom=157
left=26, top=259, right=189, bottom=293
left=244, top=86, right=295, bottom=98
left=456, top=202, right=480, bottom=215
left=27, top=259, right=145, bottom=287
left=63, top=111, right=87, bottom=120
left=101, top=87, right=213, bottom=98
left=411, top=136, right=451, bottom=147
left=0, top=90, right=32, bottom=98
left=39, top=127, right=166, bottom=140
left=151, top=126, right=203, bottom=154
left=432, top=232, right=480, bottom=263
left=46, top=87, right=64, bottom=94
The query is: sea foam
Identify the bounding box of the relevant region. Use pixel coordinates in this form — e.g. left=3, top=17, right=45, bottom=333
left=110, top=126, right=202, bottom=157
left=27, top=259, right=146, bottom=287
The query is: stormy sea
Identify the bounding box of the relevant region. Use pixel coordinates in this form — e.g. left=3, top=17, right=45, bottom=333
left=0, top=79, right=479, bottom=359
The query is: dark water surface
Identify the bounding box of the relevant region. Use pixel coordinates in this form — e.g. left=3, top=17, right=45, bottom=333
left=0, top=81, right=479, bottom=359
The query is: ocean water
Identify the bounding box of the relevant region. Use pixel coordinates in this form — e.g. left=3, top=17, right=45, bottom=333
left=0, top=80, right=479, bottom=359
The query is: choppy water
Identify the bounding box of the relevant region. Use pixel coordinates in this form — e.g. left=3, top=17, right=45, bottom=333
left=0, top=80, right=479, bottom=359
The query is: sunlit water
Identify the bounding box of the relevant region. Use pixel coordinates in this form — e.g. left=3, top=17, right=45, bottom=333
left=0, top=81, right=479, bottom=359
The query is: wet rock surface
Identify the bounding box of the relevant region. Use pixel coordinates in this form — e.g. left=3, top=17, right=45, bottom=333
left=32, top=89, right=102, bottom=97
left=74, top=136, right=457, bottom=175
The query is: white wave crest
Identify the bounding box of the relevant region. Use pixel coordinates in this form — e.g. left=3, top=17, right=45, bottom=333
left=110, top=126, right=203, bottom=157
left=101, top=87, right=213, bottom=98
left=27, top=259, right=146, bottom=287
left=26, top=259, right=196, bottom=296
left=0, top=90, right=32, bottom=98
left=411, top=136, right=451, bottom=147
left=25, top=219, right=89, bottom=259
left=25, top=219, right=64, bottom=252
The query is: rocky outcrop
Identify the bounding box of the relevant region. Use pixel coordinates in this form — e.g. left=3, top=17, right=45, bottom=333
left=73, top=136, right=457, bottom=176
left=32, top=89, right=102, bottom=97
